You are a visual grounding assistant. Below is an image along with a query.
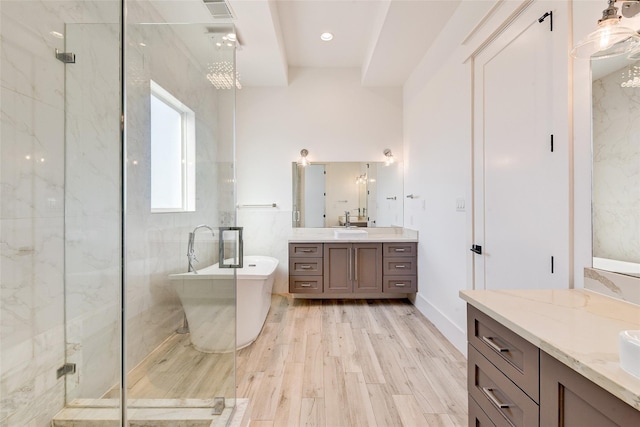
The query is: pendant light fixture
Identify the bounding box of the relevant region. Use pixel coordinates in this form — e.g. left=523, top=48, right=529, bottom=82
left=571, top=0, right=640, bottom=60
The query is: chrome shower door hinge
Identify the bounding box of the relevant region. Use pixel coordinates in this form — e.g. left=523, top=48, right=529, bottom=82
left=56, top=363, right=76, bottom=379
left=55, top=49, right=76, bottom=63
left=212, top=397, right=225, bottom=415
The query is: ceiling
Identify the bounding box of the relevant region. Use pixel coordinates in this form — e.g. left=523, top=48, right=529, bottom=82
left=229, top=0, right=462, bottom=87
left=145, top=0, right=461, bottom=88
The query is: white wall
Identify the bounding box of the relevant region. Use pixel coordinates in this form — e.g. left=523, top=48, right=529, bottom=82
left=403, top=0, right=601, bottom=354
left=236, top=67, right=403, bottom=293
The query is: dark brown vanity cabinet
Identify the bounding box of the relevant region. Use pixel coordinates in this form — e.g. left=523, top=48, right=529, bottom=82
left=288, top=243, right=323, bottom=294
left=467, top=305, right=540, bottom=427
left=324, top=243, right=382, bottom=293
left=289, top=241, right=417, bottom=295
left=466, top=304, right=640, bottom=427
left=382, top=242, right=417, bottom=293
left=540, top=352, right=640, bottom=427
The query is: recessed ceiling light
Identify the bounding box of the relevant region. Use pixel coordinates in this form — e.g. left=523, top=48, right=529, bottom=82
left=227, top=33, right=237, bottom=41
left=320, top=32, right=334, bottom=42
left=49, top=31, right=64, bottom=39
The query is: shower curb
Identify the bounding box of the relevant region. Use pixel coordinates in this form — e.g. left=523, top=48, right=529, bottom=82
left=51, top=398, right=249, bottom=427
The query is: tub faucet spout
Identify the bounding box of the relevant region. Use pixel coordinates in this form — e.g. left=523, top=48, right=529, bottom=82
left=187, top=224, right=215, bottom=273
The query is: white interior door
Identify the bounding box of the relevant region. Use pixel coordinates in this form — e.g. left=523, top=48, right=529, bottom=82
left=304, top=164, right=326, bottom=227
left=472, top=5, right=568, bottom=290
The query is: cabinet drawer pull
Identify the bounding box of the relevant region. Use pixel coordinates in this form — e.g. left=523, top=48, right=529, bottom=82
left=300, top=283, right=312, bottom=287
left=299, top=265, right=312, bottom=269
left=394, top=283, right=406, bottom=287
left=481, top=336, right=509, bottom=353
left=395, top=265, right=406, bottom=268
left=394, top=248, right=406, bottom=252
left=482, top=387, right=510, bottom=409
left=300, top=249, right=313, bottom=253
left=354, top=248, right=359, bottom=281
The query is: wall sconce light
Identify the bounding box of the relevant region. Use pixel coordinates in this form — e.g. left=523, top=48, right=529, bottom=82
left=383, top=148, right=395, bottom=166
left=297, top=149, right=310, bottom=167
left=571, top=0, right=640, bottom=60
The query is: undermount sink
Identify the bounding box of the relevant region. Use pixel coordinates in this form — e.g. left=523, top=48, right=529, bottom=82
left=334, top=229, right=368, bottom=239
left=619, top=330, right=640, bottom=378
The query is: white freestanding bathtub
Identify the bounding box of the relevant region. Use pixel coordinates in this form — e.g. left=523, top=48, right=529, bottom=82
left=169, top=255, right=279, bottom=353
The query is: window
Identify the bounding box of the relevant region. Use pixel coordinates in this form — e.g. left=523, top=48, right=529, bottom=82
left=150, top=81, right=195, bottom=212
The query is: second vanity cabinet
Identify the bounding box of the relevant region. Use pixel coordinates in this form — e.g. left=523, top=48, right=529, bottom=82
left=289, top=241, right=417, bottom=295
left=467, top=305, right=540, bottom=426
left=466, top=303, right=640, bottom=427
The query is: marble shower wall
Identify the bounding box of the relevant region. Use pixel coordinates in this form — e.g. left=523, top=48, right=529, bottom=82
left=1, top=1, right=231, bottom=425
left=592, top=64, right=640, bottom=264
left=0, top=1, right=120, bottom=425
left=63, top=22, right=121, bottom=401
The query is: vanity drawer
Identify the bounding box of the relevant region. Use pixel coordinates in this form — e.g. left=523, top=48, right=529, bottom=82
left=467, top=305, right=539, bottom=403
left=383, top=257, right=417, bottom=275
left=383, top=276, right=417, bottom=293
left=289, top=276, right=323, bottom=293
left=468, top=344, right=539, bottom=427
left=289, top=243, right=323, bottom=257
left=469, top=395, right=496, bottom=427
left=289, top=257, right=323, bottom=275
left=383, top=242, right=416, bottom=257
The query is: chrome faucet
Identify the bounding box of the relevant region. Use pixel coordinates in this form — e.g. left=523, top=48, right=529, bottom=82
left=344, top=211, right=350, bottom=228
left=187, top=224, right=215, bottom=274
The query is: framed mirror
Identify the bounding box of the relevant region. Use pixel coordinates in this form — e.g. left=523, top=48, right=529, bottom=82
left=591, top=57, right=640, bottom=277
left=292, top=161, right=403, bottom=228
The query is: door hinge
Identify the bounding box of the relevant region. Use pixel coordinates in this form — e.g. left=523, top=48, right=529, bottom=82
left=551, top=256, right=555, bottom=274
left=550, top=134, right=554, bottom=152
left=538, top=11, right=553, bottom=31
left=55, top=49, right=76, bottom=63
left=57, top=363, right=76, bottom=379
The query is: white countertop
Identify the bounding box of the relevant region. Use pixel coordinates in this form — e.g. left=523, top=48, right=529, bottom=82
left=459, top=289, right=640, bottom=410
left=289, top=227, right=418, bottom=243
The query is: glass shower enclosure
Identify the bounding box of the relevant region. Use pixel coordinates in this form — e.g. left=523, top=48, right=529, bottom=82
left=0, top=0, right=240, bottom=425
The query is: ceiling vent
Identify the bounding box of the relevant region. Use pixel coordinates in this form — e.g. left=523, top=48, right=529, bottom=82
left=203, top=0, right=235, bottom=19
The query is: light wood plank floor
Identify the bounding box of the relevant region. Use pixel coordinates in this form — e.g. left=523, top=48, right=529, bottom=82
left=237, top=295, right=467, bottom=427
left=106, top=295, right=468, bottom=426
left=104, top=333, right=235, bottom=400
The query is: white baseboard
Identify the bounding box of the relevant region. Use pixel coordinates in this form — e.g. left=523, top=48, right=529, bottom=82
left=412, top=292, right=467, bottom=357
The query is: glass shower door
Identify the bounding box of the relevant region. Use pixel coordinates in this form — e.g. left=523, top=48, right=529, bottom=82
left=63, top=18, right=123, bottom=409
left=122, top=1, right=238, bottom=422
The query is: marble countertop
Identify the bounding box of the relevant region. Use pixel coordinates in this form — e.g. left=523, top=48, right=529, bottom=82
left=459, top=289, right=640, bottom=410
left=289, top=227, right=418, bottom=243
